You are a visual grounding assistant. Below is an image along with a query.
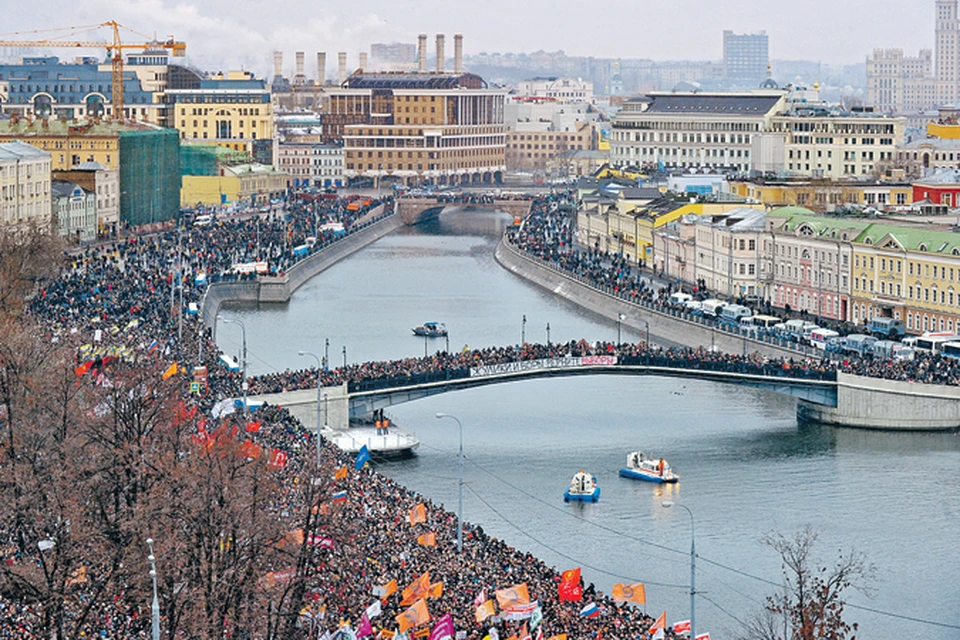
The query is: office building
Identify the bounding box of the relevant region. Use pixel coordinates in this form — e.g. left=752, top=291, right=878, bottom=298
left=722, top=31, right=769, bottom=83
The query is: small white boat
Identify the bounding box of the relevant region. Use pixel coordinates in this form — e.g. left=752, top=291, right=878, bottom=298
left=619, top=451, right=679, bottom=483
left=564, top=470, right=601, bottom=502
left=412, top=321, right=447, bottom=337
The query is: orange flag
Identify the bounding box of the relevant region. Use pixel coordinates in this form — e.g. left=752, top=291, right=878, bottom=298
left=334, top=466, right=349, bottom=480
left=401, top=572, right=431, bottom=606
left=611, top=582, right=646, bottom=605
left=375, top=578, right=398, bottom=599
left=417, top=532, right=437, bottom=547
left=649, top=612, right=667, bottom=634
left=495, top=583, right=531, bottom=610
left=428, top=582, right=443, bottom=599
left=396, top=599, right=430, bottom=633
left=409, top=503, right=427, bottom=525
left=474, top=599, right=495, bottom=624
left=161, top=362, right=179, bottom=380
left=547, top=636, right=567, bottom=640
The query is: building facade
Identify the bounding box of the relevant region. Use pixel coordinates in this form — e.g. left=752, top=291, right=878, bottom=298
left=506, top=123, right=594, bottom=173
left=516, top=77, right=594, bottom=102
left=52, top=179, right=96, bottom=242
left=0, top=140, right=51, bottom=232
left=728, top=178, right=913, bottom=211
left=276, top=141, right=344, bottom=187
left=610, top=92, right=786, bottom=173
left=332, top=72, right=506, bottom=186
left=53, top=162, right=119, bottom=237
left=722, top=31, right=769, bottom=83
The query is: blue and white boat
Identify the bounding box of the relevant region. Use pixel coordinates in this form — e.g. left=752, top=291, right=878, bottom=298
left=619, top=451, right=679, bottom=483
left=564, top=470, right=600, bottom=503
left=412, top=321, right=448, bottom=337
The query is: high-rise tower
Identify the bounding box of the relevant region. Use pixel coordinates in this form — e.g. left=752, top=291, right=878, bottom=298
left=936, top=0, right=959, bottom=104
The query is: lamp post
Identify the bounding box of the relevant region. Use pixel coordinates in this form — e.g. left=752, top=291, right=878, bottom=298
left=198, top=286, right=210, bottom=364
left=522, top=314, right=527, bottom=345
left=662, top=501, right=695, bottom=640
left=342, top=345, right=347, bottom=369
left=546, top=322, right=551, bottom=345
left=298, top=350, right=323, bottom=467
left=217, top=316, right=247, bottom=416
left=324, top=338, right=330, bottom=371
left=435, top=413, right=463, bottom=554
left=617, top=313, right=625, bottom=345
left=146, top=538, right=160, bottom=640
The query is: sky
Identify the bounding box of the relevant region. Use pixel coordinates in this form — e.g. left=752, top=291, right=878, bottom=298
left=0, top=0, right=938, bottom=76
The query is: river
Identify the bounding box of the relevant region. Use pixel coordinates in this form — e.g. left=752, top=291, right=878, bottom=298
left=217, top=209, right=960, bottom=640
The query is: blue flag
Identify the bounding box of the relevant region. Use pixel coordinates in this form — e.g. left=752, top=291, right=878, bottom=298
left=355, top=445, right=371, bottom=470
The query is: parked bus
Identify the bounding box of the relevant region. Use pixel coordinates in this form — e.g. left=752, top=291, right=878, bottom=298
left=941, top=341, right=960, bottom=359
left=743, top=314, right=781, bottom=329
left=700, top=299, right=726, bottom=318
left=913, top=332, right=960, bottom=354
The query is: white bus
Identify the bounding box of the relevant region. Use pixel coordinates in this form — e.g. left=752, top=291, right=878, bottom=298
left=940, top=341, right=960, bottom=359
left=913, top=332, right=960, bottom=354
left=741, top=314, right=781, bottom=330
left=809, top=328, right=840, bottom=350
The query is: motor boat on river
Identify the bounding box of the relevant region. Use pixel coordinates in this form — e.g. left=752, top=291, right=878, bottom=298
left=564, top=470, right=600, bottom=502
left=619, top=451, right=679, bottom=483
left=412, top=321, right=448, bottom=337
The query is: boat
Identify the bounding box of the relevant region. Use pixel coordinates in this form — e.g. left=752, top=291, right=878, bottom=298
left=618, top=451, right=679, bottom=483
left=563, top=470, right=601, bottom=503
left=412, top=321, right=448, bottom=337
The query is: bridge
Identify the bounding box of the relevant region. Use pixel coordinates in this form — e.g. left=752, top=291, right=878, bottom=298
left=396, top=197, right=533, bottom=225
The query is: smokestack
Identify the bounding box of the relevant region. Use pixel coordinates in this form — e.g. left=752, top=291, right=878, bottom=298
left=338, top=52, right=347, bottom=84
left=418, top=34, right=428, bottom=73
left=359, top=52, right=368, bottom=72
left=454, top=34, right=463, bottom=74
left=436, top=34, right=445, bottom=73
left=273, top=51, right=283, bottom=79
left=296, top=51, right=304, bottom=76
left=316, top=52, right=326, bottom=85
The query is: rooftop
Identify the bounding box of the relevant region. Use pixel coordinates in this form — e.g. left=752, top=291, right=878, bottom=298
left=643, top=92, right=783, bottom=115
left=342, top=72, right=488, bottom=90
left=914, top=168, right=960, bottom=185
left=0, top=140, right=50, bottom=160
left=0, top=118, right=165, bottom=137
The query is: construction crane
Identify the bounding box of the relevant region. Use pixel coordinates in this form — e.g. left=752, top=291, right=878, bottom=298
left=0, top=21, right=186, bottom=120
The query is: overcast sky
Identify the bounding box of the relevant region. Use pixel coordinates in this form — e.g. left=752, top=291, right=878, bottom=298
left=1, top=0, right=937, bottom=75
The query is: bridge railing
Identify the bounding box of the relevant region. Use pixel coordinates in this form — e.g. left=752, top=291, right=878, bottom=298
left=348, top=367, right=472, bottom=393
left=619, top=354, right=837, bottom=382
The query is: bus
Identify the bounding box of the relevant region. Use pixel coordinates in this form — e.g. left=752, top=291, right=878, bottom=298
left=940, top=341, right=960, bottom=359
left=913, top=332, right=960, bottom=354
left=741, top=314, right=781, bottom=330
left=809, top=328, right=840, bottom=350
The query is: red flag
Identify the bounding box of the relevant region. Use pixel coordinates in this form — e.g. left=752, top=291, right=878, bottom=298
left=558, top=567, right=582, bottom=602
left=268, top=448, right=288, bottom=468
left=673, top=620, right=691, bottom=635
left=245, top=421, right=261, bottom=433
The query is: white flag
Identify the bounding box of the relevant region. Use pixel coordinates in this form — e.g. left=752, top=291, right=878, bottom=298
left=365, top=600, right=382, bottom=619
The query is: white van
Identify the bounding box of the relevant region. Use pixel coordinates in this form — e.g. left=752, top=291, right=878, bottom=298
left=669, top=292, right=693, bottom=307
left=194, top=214, right=213, bottom=227
left=700, top=299, right=726, bottom=318
left=809, top=328, right=840, bottom=350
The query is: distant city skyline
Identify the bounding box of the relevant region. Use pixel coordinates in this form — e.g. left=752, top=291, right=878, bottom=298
left=0, top=0, right=938, bottom=76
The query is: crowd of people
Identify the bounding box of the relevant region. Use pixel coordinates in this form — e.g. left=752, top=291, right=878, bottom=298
left=10, top=186, right=960, bottom=639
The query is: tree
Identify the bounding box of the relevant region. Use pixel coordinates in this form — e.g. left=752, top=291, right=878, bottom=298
left=749, top=526, right=876, bottom=640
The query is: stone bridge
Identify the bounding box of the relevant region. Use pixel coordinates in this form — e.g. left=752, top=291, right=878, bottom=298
left=396, top=197, right=533, bottom=225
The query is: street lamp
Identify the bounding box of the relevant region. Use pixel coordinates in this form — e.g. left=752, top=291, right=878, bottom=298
left=522, top=314, right=527, bottom=345
left=217, top=316, right=247, bottom=416
left=546, top=322, right=551, bottom=345
left=435, top=413, right=463, bottom=554
left=298, top=350, right=324, bottom=467
left=342, top=345, right=347, bottom=369
left=662, top=501, right=695, bottom=640
left=617, top=313, right=625, bottom=345
left=146, top=538, right=160, bottom=640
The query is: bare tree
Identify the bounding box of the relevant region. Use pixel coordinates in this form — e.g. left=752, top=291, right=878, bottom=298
left=757, top=526, right=876, bottom=640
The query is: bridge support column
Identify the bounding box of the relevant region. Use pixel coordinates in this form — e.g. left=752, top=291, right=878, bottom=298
left=321, top=383, right=350, bottom=432
left=798, top=372, right=960, bottom=431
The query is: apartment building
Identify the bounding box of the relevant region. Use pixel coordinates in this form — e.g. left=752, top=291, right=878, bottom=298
left=0, top=140, right=52, bottom=232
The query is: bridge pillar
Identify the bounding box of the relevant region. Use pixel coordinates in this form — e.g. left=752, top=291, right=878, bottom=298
left=798, top=372, right=960, bottom=431
left=321, top=383, right=351, bottom=432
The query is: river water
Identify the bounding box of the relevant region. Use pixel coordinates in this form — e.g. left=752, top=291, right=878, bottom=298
left=217, top=209, right=960, bottom=640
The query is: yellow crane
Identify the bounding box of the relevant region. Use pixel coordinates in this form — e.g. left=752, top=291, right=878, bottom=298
left=0, top=21, right=186, bottom=119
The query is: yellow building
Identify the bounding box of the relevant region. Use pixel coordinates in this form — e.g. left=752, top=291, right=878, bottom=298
left=181, top=163, right=287, bottom=207
left=850, top=223, right=960, bottom=333
left=728, top=179, right=913, bottom=211
left=163, top=72, right=274, bottom=159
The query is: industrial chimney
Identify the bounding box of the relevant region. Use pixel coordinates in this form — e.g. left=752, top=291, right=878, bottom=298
left=295, top=51, right=305, bottom=85
left=359, top=52, right=368, bottom=73
left=338, top=52, right=348, bottom=84
left=436, top=34, right=445, bottom=73
left=316, top=52, right=326, bottom=85
left=418, top=34, right=428, bottom=73
left=454, top=34, right=463, bottom=74
left=273, top=51, right=283, bottom=79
